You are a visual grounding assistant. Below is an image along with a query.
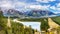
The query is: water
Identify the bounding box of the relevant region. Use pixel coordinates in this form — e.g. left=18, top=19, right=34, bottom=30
left=13, top=19, right=41, bottom=32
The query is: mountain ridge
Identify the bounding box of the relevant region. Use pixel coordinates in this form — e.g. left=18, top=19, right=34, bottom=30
left=3, top=9, right=57, bottom=18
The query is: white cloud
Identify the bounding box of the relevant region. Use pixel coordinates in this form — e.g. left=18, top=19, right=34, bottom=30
left=13, top=2, right=29, bottom=11
left=36, top=0, right=56, bottom=3
left=1, top=3, right=12, bottom=8
left=29, top=5, right=50, bottom=10
left=56, top=3, right=60, bottom=8
left=50, top=6, right=58, bottom=10
left=49, top=3, right=60, bottom=14
left=50, top=6, right=60, bottom=14
left=36, top=0, right=49, bottom=3
left=49, top=0, right=55, bottom=1
left=0, top=0, right=51, bottom=11
left=50, top=3, right=60, bottom=11
left=0, top=0, right=14, bottom=9
left=0, top=0, right=57, bottom=12
left=50, top=6, right=56, bottom=10
left=0, top=0, right=27, bottom=11
left=14, top=2, right=26, bottom=7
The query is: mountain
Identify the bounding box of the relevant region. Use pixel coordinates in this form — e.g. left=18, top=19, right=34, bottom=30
left=4, top=9, right=57, bottom=18
left=56, top=13, right=60, bottom=16
left=23, top=10, right=56, bottom=17
left=4, top=9, right=23, bottom=17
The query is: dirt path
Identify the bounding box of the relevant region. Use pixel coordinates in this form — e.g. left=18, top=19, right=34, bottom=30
left=48, top=18, right=59, bottom=28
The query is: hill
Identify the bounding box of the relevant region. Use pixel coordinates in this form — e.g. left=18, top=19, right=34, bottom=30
left=0, top=9, right=35, bottom=34
left=51, top=16, right=60, bottom=25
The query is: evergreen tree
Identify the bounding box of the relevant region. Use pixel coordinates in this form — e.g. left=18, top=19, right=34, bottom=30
left=41, top=18, right=49, bottom=32
left=0, top=8, right=7, bottom=34
left=0, top=9, right=6, bottom=30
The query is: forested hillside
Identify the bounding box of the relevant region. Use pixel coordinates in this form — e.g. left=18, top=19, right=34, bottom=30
left=0, top=10, right=35, bottom=34
left=0, top=9, right=60, bottom=34
left=51, top=17, right=60, bottom=25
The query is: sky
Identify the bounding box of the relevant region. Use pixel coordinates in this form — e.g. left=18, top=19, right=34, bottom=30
left=0, top=0, right=60, bottom=14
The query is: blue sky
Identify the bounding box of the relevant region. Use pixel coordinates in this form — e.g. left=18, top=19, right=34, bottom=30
left=0, top=0, right=60, bottom=14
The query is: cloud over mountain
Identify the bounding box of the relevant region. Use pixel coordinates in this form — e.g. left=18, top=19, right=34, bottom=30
left=0, top=0, right=60, bottom=14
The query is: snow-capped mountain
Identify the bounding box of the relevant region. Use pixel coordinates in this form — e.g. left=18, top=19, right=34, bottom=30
left=4, top=9, right=57, bottom=18
left=4, top=9, right=23, bottom=17
left=23, top=10, right=56, bottom=17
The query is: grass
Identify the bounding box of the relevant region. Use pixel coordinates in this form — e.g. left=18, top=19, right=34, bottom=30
left=51, top=16, right=60, bottom=25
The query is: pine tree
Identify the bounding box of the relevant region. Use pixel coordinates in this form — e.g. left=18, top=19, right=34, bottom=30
left=0, top=8, right=7, bottom=34
left=41, top=18, right=49, bottom=32
left=0, top=9, right=6, bottom=30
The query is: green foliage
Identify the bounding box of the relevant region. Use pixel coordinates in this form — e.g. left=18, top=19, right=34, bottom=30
left=19, top=18, right=49, bottom=32
left=11, top=21, right=24, bottom=34
left=0, top=10, right=34, bottom=34
left=0, top=11, right=7, bottom=30
left=24, top=26, right=33, bottom=34
left=51, top=17, right=60, bottom=25
left=0, top=10, right=52, bottom=34
left=11, top=21, right=34, bottom=34
left=40, top=18, right=49, bottom=31
left=0, top=10, right=7, bottom=34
